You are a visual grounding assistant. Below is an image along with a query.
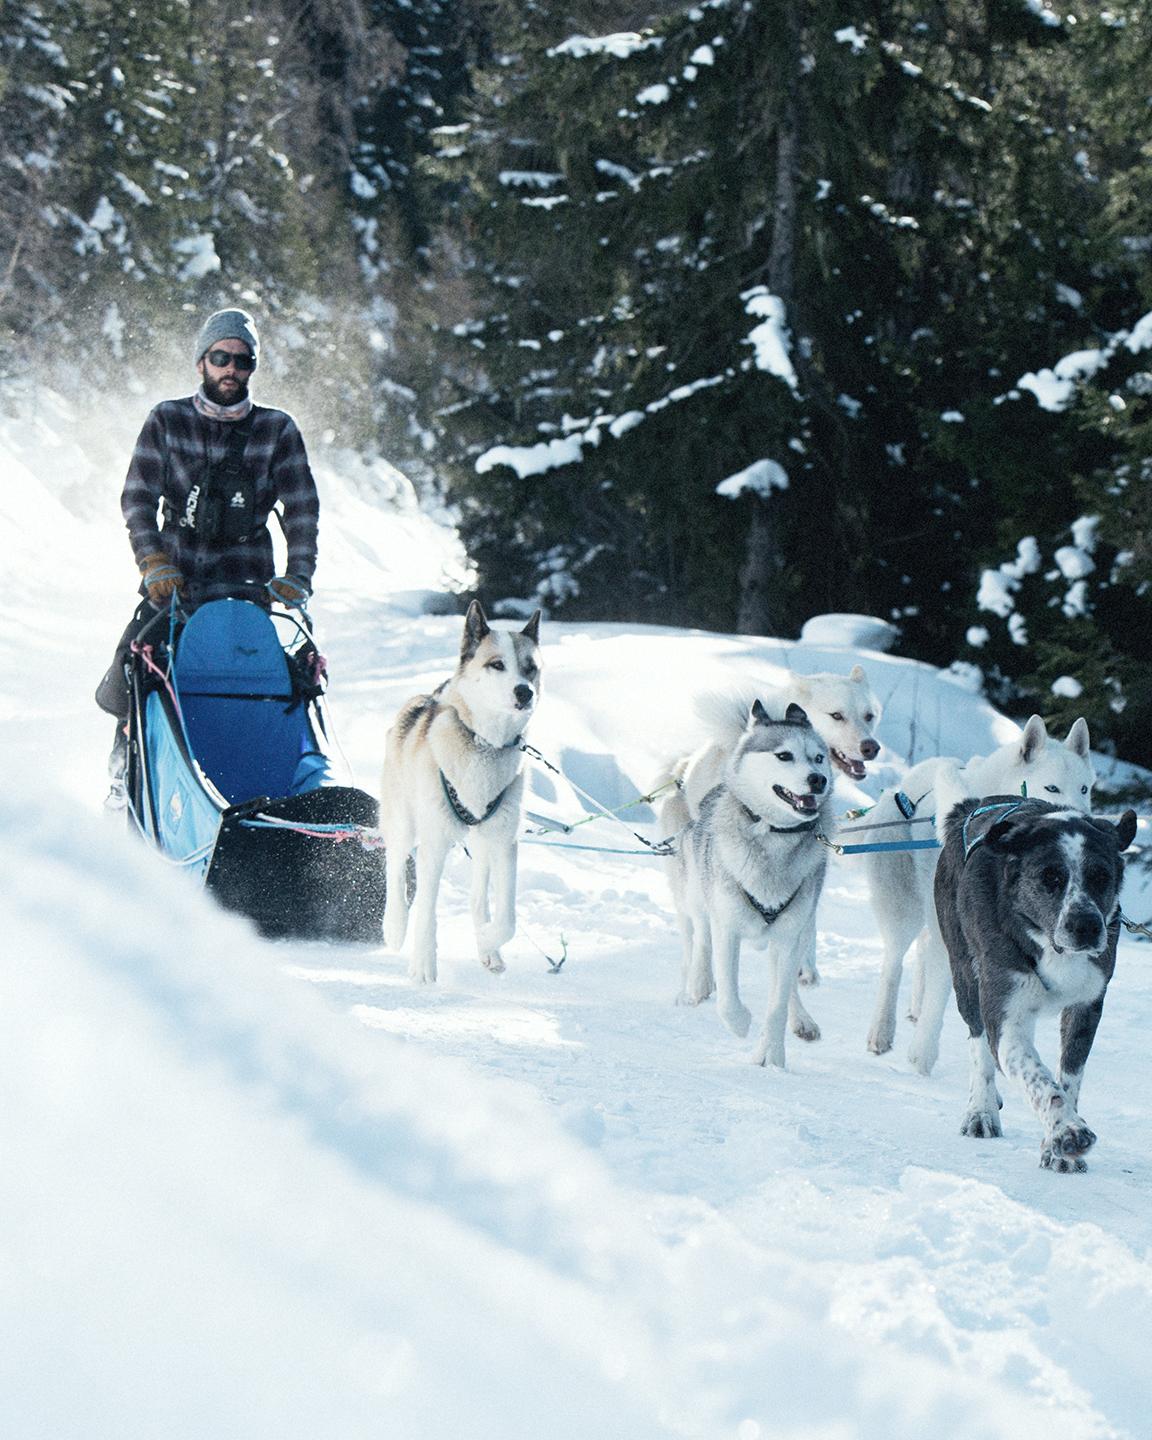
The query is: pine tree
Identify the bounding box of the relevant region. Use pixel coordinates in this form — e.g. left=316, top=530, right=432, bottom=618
left=954, top=6, right=1152, bottom=763
left=0, top=0, right=80, bottom=360
left=425, top=0, right=1110, bottom=653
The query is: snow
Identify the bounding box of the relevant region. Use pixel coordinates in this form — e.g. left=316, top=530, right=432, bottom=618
left=799, top=613, right=899, bottom=652
left=173, top=232, right=221, bottom=281
left=978, top=537, right=1042, bottom=618
left=1123, top=310, right=1152, bottom=354
left=1055, top=545, right=1095, bottom=581
left=835, top=26, right=868, bottom=54
left=636, top=84, right=671, bottom=106
left=1018, top=349, right=1109, bottom=411
left=741, top=287, right=799, bottom=392
left=715, top=458, right=788, bottom=500
left=2, top=388, right=1151, bottom=1438
left=548, top=33, right=663, bottom=61
left=475, top=434, right=584, bottom=478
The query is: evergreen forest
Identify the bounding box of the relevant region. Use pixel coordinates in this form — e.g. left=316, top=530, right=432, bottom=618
left=3, top=0, right=1151, bottom=761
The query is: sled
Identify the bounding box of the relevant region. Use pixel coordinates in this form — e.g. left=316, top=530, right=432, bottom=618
left=125, top=597, right=385, bottom=942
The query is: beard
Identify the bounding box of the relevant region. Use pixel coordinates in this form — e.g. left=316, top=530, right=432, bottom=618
left=201, top=372, right=250, bottom=407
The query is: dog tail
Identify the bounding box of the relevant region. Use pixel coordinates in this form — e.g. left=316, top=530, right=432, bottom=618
left=692, top=683, right=767, bottom=740
left=658, top=775, right=691, bottom=843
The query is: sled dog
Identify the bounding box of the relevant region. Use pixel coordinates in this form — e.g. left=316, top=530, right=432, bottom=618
left=380, top=601, right=541, bottom=983
left=662, top=665, right=880, bottom=1014
left=666, top=701, right=835, bottom=1068
left=934, top=796, right=1135, bottom=1172
left=864, top=715, right=1093, bottom=1075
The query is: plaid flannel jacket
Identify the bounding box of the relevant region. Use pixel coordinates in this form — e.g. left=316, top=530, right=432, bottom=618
left=121, top=397, right=319, bottom=606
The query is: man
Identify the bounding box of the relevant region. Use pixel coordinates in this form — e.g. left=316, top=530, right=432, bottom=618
left=97, top=307, right=320, bottom=805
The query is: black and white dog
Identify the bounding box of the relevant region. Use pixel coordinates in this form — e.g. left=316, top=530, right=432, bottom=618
left=934, top=796, right=1136, bottom=1172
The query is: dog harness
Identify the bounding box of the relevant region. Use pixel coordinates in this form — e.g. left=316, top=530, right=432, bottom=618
left=741, top=880, right=804, bottom=927
left=439, top=771, right=515, bottom=827
left=961, top=798, right=1028, bottom=861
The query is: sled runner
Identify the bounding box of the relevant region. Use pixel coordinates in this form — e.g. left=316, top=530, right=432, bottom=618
left=125, top=597, right=385, bottom=942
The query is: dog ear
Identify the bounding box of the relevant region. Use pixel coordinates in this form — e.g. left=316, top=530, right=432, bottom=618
left=1114, top=809, right=1138, bottom=851
left=985, top=814, right=1031, bottom=854
left=750, top=698, right=771, bottom=726
left=1019, top=714, right=1048, bottom=763
left=849, top=664, right=866, bottom=684
left=1064, top=716, right=1091, bottom=758
left=784, top=702, right=810, bottom=727
left=520, top=609, right=542, bottom=644
left=462, top=600, right=490, bottom=657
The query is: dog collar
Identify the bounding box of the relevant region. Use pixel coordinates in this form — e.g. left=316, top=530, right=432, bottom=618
left=440, top=771, right=513, bottom=827
left=740, top=801, right=819, bottom=834
left=742, top=880, right=803, bottom=927
left=962, top=798, right=1027, bottom=862
left=438, top=693, right=525, bottom=753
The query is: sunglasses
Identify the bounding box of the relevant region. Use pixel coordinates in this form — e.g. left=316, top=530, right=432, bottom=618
left=205, top=348, right=256, bottom=371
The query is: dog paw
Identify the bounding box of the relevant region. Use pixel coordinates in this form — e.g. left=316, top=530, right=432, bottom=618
left=961, top=1110, right=1002, bottom=1139
left=384, top=917, right=408, bottom=952
left=866, top=1023, right=894, bottom=1056
left=1049, top=1119, right=1097, bottom=1158
left=408, top=955, right=437, bottom=984
left=791, top=1015, right=821, bottom=1043
left=719, top=1000, right=752, bottom=1038
left=481, top=951, right=506, bottom=974
left=676, top=989, right=708, bottom=1008
left=1040, top=1145, right=1089, bottom=1174
left=907, top=1036, right=938, bottom=1077
left=798, top=964, right=820, bottom=988
left=752, top=1039, right=786, bottom=1069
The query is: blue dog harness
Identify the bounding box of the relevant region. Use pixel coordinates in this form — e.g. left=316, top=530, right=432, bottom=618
left=961, top=798, right=1028, bottom=862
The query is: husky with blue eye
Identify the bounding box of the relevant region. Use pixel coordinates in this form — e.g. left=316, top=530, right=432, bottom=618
left=380, top=600, right=541, bottom=984
left=664, top=701, right=835, bottom=1069
left=934, top=796, right=1136, bottom=1172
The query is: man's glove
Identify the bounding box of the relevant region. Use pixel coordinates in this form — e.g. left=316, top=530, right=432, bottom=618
left=139, top=552, right=184, bottom=605
left=266, top=574, right=312, bottom=609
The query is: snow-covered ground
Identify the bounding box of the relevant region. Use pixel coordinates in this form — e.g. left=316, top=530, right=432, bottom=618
left=3, top=388, right=1151, bottom=1439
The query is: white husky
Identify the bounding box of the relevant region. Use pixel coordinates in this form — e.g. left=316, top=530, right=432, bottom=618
left=665, top=701, right=836, bottom=1068
left=863, top=715, right=1093, bottom=1074
left=380, top=601, right=541, bottom=983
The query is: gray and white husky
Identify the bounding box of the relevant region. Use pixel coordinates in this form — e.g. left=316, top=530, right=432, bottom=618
left=662, top=665, right=881, bottom=1018
left=380, top=601, right=542, bottom=984
left=864, top=715, right=1093, bottom=1075
left=934, top=796, right=1135, bottom=1172
left=665, top=701, right=835, bottom=1068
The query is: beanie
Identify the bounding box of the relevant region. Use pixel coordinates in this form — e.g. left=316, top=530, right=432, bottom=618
left=193, top=308, right=260, bottom=366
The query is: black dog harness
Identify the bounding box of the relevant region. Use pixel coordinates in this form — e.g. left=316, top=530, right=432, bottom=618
left=439, top=771, right=516, bottom=827
left=741, top=880, right=804, bottom=927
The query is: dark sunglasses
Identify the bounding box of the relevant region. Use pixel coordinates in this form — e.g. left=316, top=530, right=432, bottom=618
left=205, top=348, right=256, bottom=371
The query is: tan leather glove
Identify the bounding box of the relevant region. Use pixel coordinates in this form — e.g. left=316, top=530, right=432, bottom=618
left=266, top=574, right=312, bottom=609
left=139, top=552, right=184, bottom=605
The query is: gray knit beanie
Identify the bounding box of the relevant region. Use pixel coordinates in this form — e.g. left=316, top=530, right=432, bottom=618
left=193, top=308, right=260, bottom=365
